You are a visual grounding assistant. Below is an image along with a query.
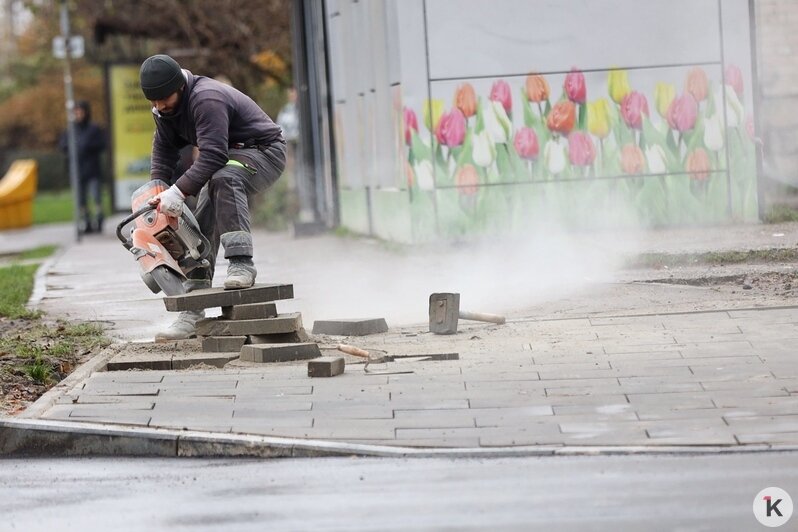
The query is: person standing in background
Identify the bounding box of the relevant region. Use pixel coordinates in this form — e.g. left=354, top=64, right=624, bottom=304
left=59, top=100, right=107, bottom=234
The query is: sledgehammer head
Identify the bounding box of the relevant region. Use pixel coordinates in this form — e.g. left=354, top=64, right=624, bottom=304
left=429, top=292, right=460, bottom=334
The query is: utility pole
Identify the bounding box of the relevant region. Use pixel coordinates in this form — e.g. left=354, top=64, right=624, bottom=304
left=59, top=0, right=81, bottom=242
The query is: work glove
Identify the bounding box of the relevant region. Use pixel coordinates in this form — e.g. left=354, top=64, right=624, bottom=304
left=149, top=184, right=185, bottom=217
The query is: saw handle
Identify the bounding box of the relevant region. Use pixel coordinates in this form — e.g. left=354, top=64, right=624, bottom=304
left=459, top=311, right=506, bottom=325
left=336, top=344, right=370, bottom=358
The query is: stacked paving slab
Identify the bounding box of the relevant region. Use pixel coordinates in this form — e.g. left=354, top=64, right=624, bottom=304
left=163, top=283, right=321, bottom=363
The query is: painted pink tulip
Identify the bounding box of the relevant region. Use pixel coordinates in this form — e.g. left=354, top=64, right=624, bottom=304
left=513, top=127, right=539, bottom=160
left=568, top=131, right=596, bottom=166
left=435, top=108, right=466, bottom=147
left=489, top=79, right=512, bottom=114
left=620, top=144, right=645, bottom=175
left=620, top=91, right=649, bottom=130
left=667, top=93, right=699, bottom=132
left=725, top=64, right=744, bottom=98
left=404, top=107, right=418, bottom=145
left=564, top=68, right=587, bottom=104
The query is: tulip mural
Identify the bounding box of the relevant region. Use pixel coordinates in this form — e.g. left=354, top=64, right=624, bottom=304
left=403, top=65, right=758, bottom=236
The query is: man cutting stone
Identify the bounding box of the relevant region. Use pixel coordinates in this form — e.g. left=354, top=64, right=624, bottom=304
left=140, top=54, right=286, bottom=341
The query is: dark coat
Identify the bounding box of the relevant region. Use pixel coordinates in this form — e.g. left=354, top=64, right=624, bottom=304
left=59, top=120, right=107, bottom=184
left=148, top=70, right=283, bottom=196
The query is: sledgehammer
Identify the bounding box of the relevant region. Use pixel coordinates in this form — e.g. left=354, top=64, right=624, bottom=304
left=429, top=292, right=506, bottom=334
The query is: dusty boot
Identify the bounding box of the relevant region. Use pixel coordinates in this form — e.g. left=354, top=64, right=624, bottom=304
left=224, top=256, right=257, bottom=290
left=154, top=310, right=205, bottom=342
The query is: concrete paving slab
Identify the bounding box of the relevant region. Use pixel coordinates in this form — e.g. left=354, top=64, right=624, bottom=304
left=312, top=318, right=389, bottom=336
left=106, top=353, right=172, bottom=371
left=240, top=342, right=321, bottom=363
left=220, top=302, right=278, bottom=320
left=163, top=283, right=294, bottom=311
left=307, top=356, right=345, bottom=377
left=201, top=336, right=247, bottom=353
left=197, top=313, right=303, bottom=337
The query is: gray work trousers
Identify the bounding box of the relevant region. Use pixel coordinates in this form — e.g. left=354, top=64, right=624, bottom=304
left=187, top=140, right=286, bottom=286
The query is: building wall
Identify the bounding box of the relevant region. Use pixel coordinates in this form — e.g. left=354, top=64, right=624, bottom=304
left=755, top=0, right=798, bottom=185
left=325, top=0, right=760, bottom=242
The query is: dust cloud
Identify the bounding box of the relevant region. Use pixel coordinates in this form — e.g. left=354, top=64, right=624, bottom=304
left=275, top=195, right=644, bottom=327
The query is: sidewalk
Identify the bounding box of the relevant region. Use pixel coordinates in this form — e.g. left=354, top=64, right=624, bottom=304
left=3, top=220, right=798, bottom=452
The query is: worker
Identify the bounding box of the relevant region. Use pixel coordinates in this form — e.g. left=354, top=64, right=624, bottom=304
left=139, top=54, right=286, bottom=341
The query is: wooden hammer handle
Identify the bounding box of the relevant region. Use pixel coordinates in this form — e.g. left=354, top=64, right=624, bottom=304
left=459, top=311, right=506, bottom=325
left=337, top=344, right=370, bottom=358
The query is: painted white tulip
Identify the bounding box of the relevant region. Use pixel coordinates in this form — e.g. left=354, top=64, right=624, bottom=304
left=703, top=113, right=724, bottom=152
left=413, top=160, right=435, bottom=190
left=543, top=138, right=567, bottom=176
left=645, top=144, right=668, bottom=174
left=483, top=100, right=510, bottom=143
left=716, top=85, right=744, bottom=128
left=472, top=130, right=496, bottom=168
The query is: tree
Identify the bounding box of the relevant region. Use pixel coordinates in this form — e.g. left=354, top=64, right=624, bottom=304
left=85, top=0, right=292, bottom=95
left=0, top=0, right=292, bottom=151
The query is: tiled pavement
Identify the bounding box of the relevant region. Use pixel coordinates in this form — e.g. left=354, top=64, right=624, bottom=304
left=7, top=221, right=797, bottom=449
left=40, top=308, right=798, bottom=448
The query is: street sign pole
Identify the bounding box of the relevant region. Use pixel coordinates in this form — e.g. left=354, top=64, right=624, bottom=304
left=59, top=0, right=81, bottom=242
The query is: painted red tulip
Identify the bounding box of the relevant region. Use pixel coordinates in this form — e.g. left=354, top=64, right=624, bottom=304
left=435, top=108, right=466, bottom=147
left=686, top=148, right=711, bottom=181
left=547, top=100, right=576, bottom=135
left=454, top=83, right=477, bottom=118
left=513, top=127, right=540, bottom=160
left=667, top=93, right=698, bottom=133
left=455, top=164, right=480, bottom=196
left=564, top=68, right=586, bottom=104
left=620, top=144, right=645, bottom=175
left=686, top=67, right=709, bottom=102
left=725, top=64, right=744, bottom=98
left=620, top=91, right=649, bottom=130
left=404, top=107, right=418, bottom=145
left=568, top=131, right=596, bottom=166
left=490, top=80, right=512, bottom=114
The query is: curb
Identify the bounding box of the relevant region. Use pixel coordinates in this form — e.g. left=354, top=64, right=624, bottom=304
left=28, top=247, right=65, bottom=308
left=2, top=418, right=797, bottom=458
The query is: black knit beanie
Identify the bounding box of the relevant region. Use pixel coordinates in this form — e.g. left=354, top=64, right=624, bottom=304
left=139, top=54, right=185, bottom=100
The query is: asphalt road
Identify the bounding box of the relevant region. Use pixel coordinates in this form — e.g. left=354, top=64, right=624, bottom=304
left=1, top=452, right=796, bottom=531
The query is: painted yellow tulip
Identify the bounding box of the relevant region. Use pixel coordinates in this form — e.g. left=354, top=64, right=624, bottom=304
left=654, top=82, right=676, bottom=119
left=607, top=70, right=632, bottom=104
left=587, top=99, right=611, bottom=139
left=608, top=69, right=631, bottom=104
left=423, top=99, right=444, bottom=132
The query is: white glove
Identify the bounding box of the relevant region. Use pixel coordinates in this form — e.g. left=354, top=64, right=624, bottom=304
left=149, top=184, right=185, bottom=217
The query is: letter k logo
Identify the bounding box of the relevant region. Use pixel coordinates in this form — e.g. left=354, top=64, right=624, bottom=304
left=765, top=496, right=784, bottom=518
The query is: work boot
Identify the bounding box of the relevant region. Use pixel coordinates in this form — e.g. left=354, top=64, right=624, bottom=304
left=154, top=310, right=205, bottom=342
left=224, top=256, right=257, bottom=290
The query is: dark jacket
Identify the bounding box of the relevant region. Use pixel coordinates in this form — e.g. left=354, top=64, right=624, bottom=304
left=149, top=70, right=283, bottom=196
left=59, top=116, right=106, bottom=184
